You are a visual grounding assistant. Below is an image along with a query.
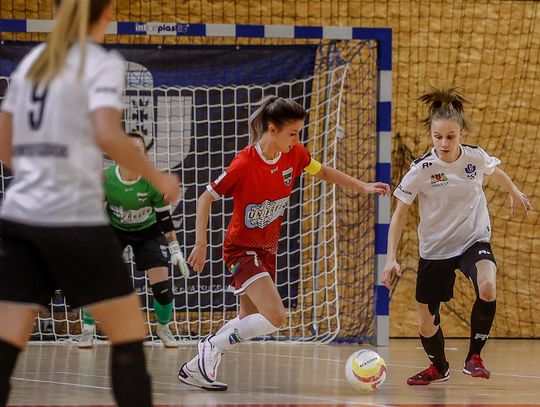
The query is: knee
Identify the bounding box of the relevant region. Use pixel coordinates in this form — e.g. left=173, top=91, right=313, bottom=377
left=478, top=280, right=496, bottom=301
left=417, top=303, right=439, bottom=337
left=418, top=318, right=438, bottom=337
left=151, top=280, right=173, bottom=305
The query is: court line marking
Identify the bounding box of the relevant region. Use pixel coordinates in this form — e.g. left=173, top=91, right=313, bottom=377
left=12, top=377, right=110, bottom=391
left=15, top=371, right=351, bottom=404
left=226, top=348, right=540, bottom=380
left=12, top=372, right=381, bottom=405
left=12, top=376, right=168, bottom=396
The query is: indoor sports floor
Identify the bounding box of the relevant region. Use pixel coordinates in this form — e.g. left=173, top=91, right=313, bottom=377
left=7, top=338, right=540, bottom=406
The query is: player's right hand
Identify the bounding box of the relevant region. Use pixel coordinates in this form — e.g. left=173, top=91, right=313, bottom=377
left=153, top=172, right=180, bottom=203
left=382, top=260, right=401, bottom=289
left=188, top=242, right=207, bottom=274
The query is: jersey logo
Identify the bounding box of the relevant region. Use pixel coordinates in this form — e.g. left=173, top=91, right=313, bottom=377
left=422, top=162, right=433, bottom=169
left=244, top=197, right=289, bottom=229
left=282, top=167, right=293, bottom=186
left=213, top=171, right=227, bottom=186
left=430, top=173, right=448, bottom=187
left=465, top=163, right=477, bottom=179
left=397, top=184, right=412, bottom=195
left=110, top=205, right=153, bottom=224
left=137, top=192, right=148, bottom=203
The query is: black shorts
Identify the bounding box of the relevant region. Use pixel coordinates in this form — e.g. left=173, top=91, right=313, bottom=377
left=113, top=223, right=169, bottom=270
left=0, top=220, right=133, bottom=309
left=416, top=241, right=497, bottom=304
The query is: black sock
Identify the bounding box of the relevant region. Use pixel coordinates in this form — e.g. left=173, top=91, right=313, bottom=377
left=420, top=326, right=448, bottom=373
left=467, top=298, right=496, bottom=361
left=0, top=339, right=21, bottom=407
left=111, top=341, right=152, bottom=407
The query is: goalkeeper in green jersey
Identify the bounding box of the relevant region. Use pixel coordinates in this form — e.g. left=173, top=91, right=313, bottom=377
left=79, top=132, right=189, bottom=349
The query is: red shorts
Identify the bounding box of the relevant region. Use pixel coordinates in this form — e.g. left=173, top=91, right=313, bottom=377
left=223, top=246, right=276, bottom=295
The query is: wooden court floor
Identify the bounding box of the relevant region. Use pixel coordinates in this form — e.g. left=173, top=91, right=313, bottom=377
left=7, top=338, right=540, bottom=406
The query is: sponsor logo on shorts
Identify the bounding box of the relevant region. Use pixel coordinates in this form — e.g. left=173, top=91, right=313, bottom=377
left=478, top=249, right=491, bottom=255
left=474, top=333, right=489, bottom=341
left=229, top=263, right=240, bottom=275
left=244, top=197, right=289, bottom=229
left=431, top=173, right=448, bottom=187
left=160, top=245, right=168, bottom=258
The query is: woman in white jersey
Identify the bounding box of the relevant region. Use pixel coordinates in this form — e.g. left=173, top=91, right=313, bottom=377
left=0, top=1, right=179, bottom=406
left=383, top=87, right=532, bottom=385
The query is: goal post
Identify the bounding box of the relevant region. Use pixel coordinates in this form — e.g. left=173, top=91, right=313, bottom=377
left=0, top=19, right=392, bottom=345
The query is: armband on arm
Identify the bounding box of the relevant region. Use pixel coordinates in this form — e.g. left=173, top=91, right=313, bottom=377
left=304, top=158, right=322, bottom=176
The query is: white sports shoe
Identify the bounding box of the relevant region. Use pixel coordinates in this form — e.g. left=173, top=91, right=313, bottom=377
left=197, top=334, right=223, bottom=382
left=178, top=362, right=228, bottom=391
left=78, top=327, right=95, bottom=349
left=156, top=324, right=179, bottom=348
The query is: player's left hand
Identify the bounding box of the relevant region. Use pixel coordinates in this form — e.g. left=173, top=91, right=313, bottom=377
left=362, top=182, right=391, bottom=196
left=168, top=241, right=190, bottom=279
left=509, top=189, right=533, bottom=217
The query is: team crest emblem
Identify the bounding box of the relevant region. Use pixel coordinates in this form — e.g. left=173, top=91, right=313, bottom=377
left=137, top=192, right=148, bottom=203
left=465, top=163, right=477, bottom=179
left=430, top=173, right=448, bottom=187
left=282, top=167, right=293, bottom=186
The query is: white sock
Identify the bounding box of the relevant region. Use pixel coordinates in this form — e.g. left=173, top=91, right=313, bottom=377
left=83, top=323, right=95, bottom=333
left=216, top=316, right=241, bottom=335
left=186, top=317, right=241, bottom=371
left=210, top=313, right=279, bottom=351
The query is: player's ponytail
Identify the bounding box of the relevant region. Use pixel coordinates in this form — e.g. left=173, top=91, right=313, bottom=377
left=27, top=0, right=111, bottom=86
left=419, top=86, right=471, bottom=133
left=248, top=96, right=306, bottom=145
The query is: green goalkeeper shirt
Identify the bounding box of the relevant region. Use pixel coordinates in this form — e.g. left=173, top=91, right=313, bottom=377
left=103, top=165, right=171, bottom=232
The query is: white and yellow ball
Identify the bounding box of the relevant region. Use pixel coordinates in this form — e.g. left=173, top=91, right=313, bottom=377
left=344, top=349, right=387, bottom=392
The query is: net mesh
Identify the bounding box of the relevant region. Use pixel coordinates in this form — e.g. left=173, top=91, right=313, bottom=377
left=0, top=39, right=378, bottom=343
left=3, top=0, right=538, bottom=338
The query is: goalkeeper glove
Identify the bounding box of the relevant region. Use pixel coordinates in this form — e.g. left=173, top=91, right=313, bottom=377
left=168, top=241, right=190, bottom=279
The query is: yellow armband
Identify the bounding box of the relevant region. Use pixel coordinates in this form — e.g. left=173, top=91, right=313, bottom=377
left=304, top=158, right=322, bottom=175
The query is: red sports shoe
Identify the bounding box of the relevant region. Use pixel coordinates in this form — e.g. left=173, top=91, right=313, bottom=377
left=463, top=354, right=491, bottom=379
left=407, top=364, right=450, bottom=385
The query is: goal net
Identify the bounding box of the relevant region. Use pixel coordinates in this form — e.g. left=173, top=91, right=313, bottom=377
left=0, top=34, right=380, bottom=344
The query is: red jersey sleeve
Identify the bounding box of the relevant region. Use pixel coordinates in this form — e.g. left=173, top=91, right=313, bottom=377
left=206, top=154, right=244, bottom=198
left=293, top=143, right=312, bottom=178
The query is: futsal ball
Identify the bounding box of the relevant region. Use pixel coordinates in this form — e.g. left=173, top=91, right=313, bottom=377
left=344, top=349, right=387, bottom=392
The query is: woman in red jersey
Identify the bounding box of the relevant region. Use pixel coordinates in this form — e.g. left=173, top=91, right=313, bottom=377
left=177, top=96, right=390, bottom=390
